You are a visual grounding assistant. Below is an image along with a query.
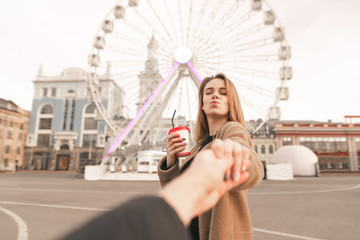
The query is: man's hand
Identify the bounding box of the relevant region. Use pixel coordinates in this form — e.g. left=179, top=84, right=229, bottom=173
left=185, top=139, right=251, bottom=214
left=160, top=139, right=251, bottom=225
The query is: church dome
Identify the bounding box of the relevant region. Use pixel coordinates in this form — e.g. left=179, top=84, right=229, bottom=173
left=270, top=145, right=318, bottom=176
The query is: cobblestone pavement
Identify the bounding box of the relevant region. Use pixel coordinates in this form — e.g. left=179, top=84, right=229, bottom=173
left=0, top=171, right=359, bottom=240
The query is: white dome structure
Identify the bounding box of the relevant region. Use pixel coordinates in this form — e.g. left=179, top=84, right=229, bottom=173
left=270, top=145, right=319, bottom=176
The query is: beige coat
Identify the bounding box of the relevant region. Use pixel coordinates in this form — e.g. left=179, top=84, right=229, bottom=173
left=157, top=121, right=264, bottom=240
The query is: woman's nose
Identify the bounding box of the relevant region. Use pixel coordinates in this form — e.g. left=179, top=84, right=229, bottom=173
left=212, top=93, right=219, bottom=99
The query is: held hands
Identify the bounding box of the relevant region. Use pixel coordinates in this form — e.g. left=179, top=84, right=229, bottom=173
left=166, top=133, right=187, bottom=167
left=185, top=139, right=251, bottom=215
left=160, top=138, right=251, bottom=225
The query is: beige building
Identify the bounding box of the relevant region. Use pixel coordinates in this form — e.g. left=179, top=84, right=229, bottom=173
left=248, top=119, right=277, bottom=165
left=252, top=137, right=276, bottom=164
left=0, top=99, right=30, bottom=171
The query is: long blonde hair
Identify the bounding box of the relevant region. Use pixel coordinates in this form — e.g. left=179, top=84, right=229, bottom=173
left=195, top=73, right=247, bottom=145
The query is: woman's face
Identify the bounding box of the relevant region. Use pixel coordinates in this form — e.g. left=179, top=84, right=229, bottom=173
left=202, top=78, right=229, bottom=120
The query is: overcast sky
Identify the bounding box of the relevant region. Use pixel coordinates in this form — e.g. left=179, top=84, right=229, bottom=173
left=0, top=0, right=359, bottom=123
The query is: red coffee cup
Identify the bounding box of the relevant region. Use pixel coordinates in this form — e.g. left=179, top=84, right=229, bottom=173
left=168, top=126, right=191, bottom=157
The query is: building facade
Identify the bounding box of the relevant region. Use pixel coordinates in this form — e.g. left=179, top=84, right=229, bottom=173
left=0, top=99, right=30, bottom=171
left=273, top=121, right=360, bottom=172
left=24, top=67, right=124, bottom=171
left=248, top=119, right=277, bottom=164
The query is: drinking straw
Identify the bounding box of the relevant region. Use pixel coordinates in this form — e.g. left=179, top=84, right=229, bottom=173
left=171, top=110, right=176, bottom=128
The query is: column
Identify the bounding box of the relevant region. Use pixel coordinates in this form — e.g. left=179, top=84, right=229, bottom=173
left=347, top=136, right=358, bottom=171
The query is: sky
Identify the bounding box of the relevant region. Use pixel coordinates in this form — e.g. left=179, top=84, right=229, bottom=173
left=0, top=0, right=359, bottom=123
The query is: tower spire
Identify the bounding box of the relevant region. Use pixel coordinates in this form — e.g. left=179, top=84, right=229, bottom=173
left=37, top=63, right=43, bottom=77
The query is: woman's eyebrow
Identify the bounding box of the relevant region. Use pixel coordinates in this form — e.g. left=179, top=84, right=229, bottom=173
left=204, top=87, right=227, bottom=92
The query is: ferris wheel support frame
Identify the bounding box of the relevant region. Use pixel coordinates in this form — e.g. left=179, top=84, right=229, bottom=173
left=126, top=68, right=184, bottom=147
left=103, top=62, right=180, bottom=160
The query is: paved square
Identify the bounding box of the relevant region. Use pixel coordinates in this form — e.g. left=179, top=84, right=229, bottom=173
left=0, top=172, right=359, bottom=240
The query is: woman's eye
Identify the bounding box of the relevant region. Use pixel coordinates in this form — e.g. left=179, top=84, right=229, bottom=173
left=221, top=92, right=227, bottom=95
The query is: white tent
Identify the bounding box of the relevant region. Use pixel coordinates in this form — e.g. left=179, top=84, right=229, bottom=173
left=270, top=145, right=319, bottom=176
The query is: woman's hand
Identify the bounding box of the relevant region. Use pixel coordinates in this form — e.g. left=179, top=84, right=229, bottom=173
left=166, top=132, right=187, bottom=168
left=160, top=139, right=251, bottom=225
left=188, top=139, right=251, bottom=216
left=211, top=139, right=251, bottom=193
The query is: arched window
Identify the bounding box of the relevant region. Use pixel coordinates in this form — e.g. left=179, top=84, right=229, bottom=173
left=39, top=106, right=53, bottom=130
left=37, top=104, right=54, bottom=147
left=40, top=105, right=53, bottom=114
left=261, top=145, right=266, bottom=154
left=85, top=104, right=96, bottom=114
left=269, top=145, right=274, bottom=154
left=60, top=144, right=69, bottom=150
left=84, top=104, right=97, bottom=130
left=82, top=104, right=98, bottom=147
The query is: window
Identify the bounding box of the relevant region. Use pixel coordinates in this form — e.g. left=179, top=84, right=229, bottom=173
left=283, top=137, right=292, bottom=146
left=38, top=105, right=53, bottom=146
left=51, top=88, right=56, bottom=97
left=84, top=118, right=98, bottom=130
left=37, top=134, right=51, bottom=147
left=5, top=145, right=10, bottom=153
left=7, top=131, right=12, bottom=139
left=80, top=152, right=89, bottom=159
left=10, top=121, right=13, bottom=127
left=261, top=145, right=266, bottom=154
left=20, top=124, right=23, bottom=129
left=42, top=88, right=48, bottom=97
left=70, top=100, right=75, bottom=130
left=18, top=133, right=22, bottom=140
left=85, top=104, right=96, bottom=114
left=99, top=136, right=105, bottom=146
left=39, top=118, right=52, bottom=130
left=269, top=145, right=273, bottom=154
left=67, top=90, right=75, bottom=95
left=254, top=145, right=258, bottom=153
left=63, top=100, right=68, bottom=130
left=60, top=144, right=69, bottom=150
left=338, top=161, right=343, bottom=169
left=327, top=162, right=332, bottom=169
left=16, top=147, right=20, bottom=154
left=27, top=136, right=32, bottom=145
left=82, top=103, right=98, bottom=147
left=41, top=105, right=53, bottom=114
left=4, top=159, right=8, bottom=167
left=82, top=134, right=97, bottom=147
left=79, top=152, right=96, bottom=160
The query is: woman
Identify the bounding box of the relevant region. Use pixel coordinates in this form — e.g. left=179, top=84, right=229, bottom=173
left=158, top=73, right=264, bottom=240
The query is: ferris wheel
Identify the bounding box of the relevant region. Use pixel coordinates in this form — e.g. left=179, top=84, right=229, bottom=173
left=88, top=0, right=292, bottom=157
